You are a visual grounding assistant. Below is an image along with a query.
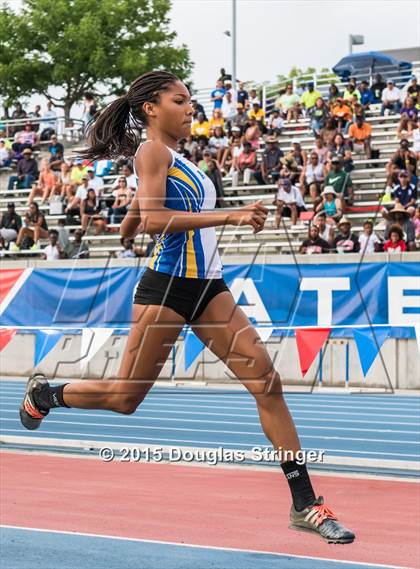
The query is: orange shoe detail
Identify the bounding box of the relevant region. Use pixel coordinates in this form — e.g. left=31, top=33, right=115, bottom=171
left=24, top=399, right=45, bottom=419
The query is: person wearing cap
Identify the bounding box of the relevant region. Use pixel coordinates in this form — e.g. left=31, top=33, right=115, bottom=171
left=381, top=79, right=402, bottom=116
left=300, top=81, right=322, bottom=113
left=191, top=112, right=210, bottom=140
left=392, top=170, right=417, bottom=210
left=231, top=103, right=248, bottom=133
left=254, top=136, right=284, bottom=185
left=371, top=74, right=386, bottom=104
left=274, top=177, right=306, bottom=228
left=315, top=186, right=343, bottom=222
left=7, top=148, right=39, bottom=191
left=247, top=101, right=266, bottom=129
left=324, top=156, right=354, bottom=209
left=299, top=224, right=331, bottom=255
left=343, top=82, right=361, bottom=104
left=386, top=139, right=417, bottom=187
left=69, top=158, right=88, bottom=187
left=348, top=115, right=372, bottom=159
left=407, top=74, right=420, bottom=104
left=0, top=202, right=22, bottom=249
left=48, top=134, right=64, bottom=170
left=383, top=203, right=416, bottom=250
left=332, top=217, right=360, bottom=253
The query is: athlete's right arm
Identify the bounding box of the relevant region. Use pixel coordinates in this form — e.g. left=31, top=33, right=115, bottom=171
left=135, top=141, right=268, bottom=234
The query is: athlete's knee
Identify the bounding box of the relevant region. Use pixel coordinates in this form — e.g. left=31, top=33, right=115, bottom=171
left=112, top=395, right=143, bottom=415
left=252, top=369, right=284, bottom=404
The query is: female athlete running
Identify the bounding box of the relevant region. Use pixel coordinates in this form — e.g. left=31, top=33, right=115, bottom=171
left=20, top=71, right=354, bottom=544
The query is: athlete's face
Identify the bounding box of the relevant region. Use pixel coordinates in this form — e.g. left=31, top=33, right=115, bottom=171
left=146, top=80, right=193, bottom=139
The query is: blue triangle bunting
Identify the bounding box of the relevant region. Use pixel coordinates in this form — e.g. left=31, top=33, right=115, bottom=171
left=34, top=329, right=64, bottom=367
left=184, top=330, right=205, bottom=372
left=353, top=327, right=389, bottom=378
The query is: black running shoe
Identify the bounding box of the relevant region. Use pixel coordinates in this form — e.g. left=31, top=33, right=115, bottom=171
left=19, top=373, right=50, bottom=430
left=289, top=496, right=355, bottom=544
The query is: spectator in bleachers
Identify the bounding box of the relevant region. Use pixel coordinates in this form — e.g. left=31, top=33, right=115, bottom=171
left=206, top=159, right=224, bottom=206
left=182, top=135, right=198, bottom=162
left=381, top=80, right=402, bottom=115
left=81, top=188, right=106, bottom=234
left=348, top=115, right=372, bottom=160
left=42, top=229, right=65, bottom=260
left=309, top=97, right=329, bottom=136
left=383, top=225, right=407, bottom=253
left=7, top=148, right=39, bottom=191
left=48, top=134, right=64, bottom=170
left=70, top=158, right=88, bottom=188
left=209, top=126, right=229, bottom=165
left=231, top=103, right=248, bottom=133
left=86, top=166, right=106, bottom=196
left=314, top=212, right=334, bottom=244
left=312, top=136, right=329, bottom=164
left=359, top=81, right=374, bottom=111
left=315, top=186, right=342, bottom=222
left=0, top=203, right=22, bottom=250
left=299, top=151, right=325, bottom=208
left=413, top=206, right=420, bottom=239
left=209, top=108, right=225, bottom=133
left=299, top=224, right=331, bottom=254
left=117, top=237, right=138, bottom=258
left=39, top=102, right=57, bottom=140
left=176, top=138, right=191, bottom=160
left=56, top=218, right=70, bottom=251
left=267, top=109, right=284, bottom=136
left=407, top=75, right=420, bottom=104
left=386, top=139, right=417, bottom=187
left=383, top=203, right=416, bottom=251
left=237, top=82, right=249, bottom=107
left=10, top=202, right=48, bottom=251
left=10, top=103, right=27, bottom=135
left=275, top=84, right=301, bottom=122
left=243, top=116, right=261, bottom=149
left=328, top=84, right=341, bottom=108
left=219, top=127, right=242, bottom=174
left=328, top=134, right=353, bottom=172
left=274, top=177, right=305, bottom=228
left=392, top=170, right=417, bottom=211
left=332, top=217, right=360, bottom=253
left=248, top=88, right=260, bottom=106
left=211, top=80, right=225, bottom=110
left=191, top=112, right=210, bottom=140
left=58, top=162, right=74, bottom=202
left=412, top=121, right=420, bottom=159
left=324, top=156, right=354, bottom=208
left=28, top=105, right=42, bottom=132
left=198, top=150, right=212, bottom=173
left=64, top=228, right=89, bottom=259
left=331, top=98, right=352, bottom=133
left=108, top=176, right=132, bottom=225
left=191, top=99, right=207, bottom=121
left=290, top=140, right=307, bottom=170
left=27, top=158, right=58, bottom=204
left=359, top=220, right=381, bottom=254
left=248, top=101, right=265, bottom=130
left=12, top=122, right=39, bottom=156
left=397, top=97, right=418, bottom=138
left=221, top=91, right=236, bottom=124
left=0, top=138, right=11, bottom=167
left=371, top=74, right=386, bottom=104
left=195, top=138, right=210, bottom=164
left=111, top=164, right=135, bottom=192
left=343, top=82, right=361, bottom=103
left=254, top=136, right=283, bottom=185
left=320, top=117, right=338, bottom=147
left=300, top=81, right=322, bottom=114
left=236, top=141, right=257, bottom=184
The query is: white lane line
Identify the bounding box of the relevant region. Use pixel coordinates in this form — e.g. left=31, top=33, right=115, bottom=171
left=0, top=525, right=410, bottom=569
left=2, top=429, right=419, bottom=458
left=0, top=408, right=418, bottom=434
left=2, top=419, right=420, bottom=448
left=0, top=403, right=420, bottom=426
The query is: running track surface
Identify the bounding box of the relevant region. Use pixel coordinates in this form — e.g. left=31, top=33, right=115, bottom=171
left=1, top=381, right=419, bottom=474
left=1, top=452, right=419, bottom=569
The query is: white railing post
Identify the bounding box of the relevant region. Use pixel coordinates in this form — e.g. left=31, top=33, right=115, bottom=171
left=262, top=85, right=267, bottom=114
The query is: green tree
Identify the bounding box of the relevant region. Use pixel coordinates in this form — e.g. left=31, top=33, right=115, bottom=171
left=0, top=0, right=192, bottom=121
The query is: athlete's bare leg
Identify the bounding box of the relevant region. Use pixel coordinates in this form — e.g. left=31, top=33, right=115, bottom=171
left=62, top=304, right=185, bottom=413
left=191, top=291, right=301, bottom=456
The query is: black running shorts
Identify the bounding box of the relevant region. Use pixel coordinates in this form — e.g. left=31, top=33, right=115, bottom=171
left=133, top=267, right=230, bottom=323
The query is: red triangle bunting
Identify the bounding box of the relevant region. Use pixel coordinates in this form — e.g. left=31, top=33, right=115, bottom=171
left=0, top=328, right=17, bottom=352
left=295, top=328, right=331, bottom=377
left=0, top=269, right=25, bottom=306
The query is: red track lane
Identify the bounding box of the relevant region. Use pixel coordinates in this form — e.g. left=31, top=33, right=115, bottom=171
left=1, top=452, right=419, bottom=568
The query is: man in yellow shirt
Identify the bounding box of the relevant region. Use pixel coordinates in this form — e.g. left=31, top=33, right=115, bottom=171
left=300, top=82, right=322, bottom=113
left=70, top=159, right=88, bottom=187
left=191, top=113, right=210, bottom=139
left=248, top=102, right=266, bottom=126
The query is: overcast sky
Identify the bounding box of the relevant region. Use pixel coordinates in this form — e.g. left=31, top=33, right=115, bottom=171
left=170, top=0, right=420, bottom=88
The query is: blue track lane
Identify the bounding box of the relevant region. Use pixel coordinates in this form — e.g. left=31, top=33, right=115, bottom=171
left=0, top=528, right=402, bottom=569
left=1, top=381, right=419, bottom=472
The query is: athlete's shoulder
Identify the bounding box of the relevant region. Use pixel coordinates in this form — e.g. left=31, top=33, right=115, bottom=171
left=136, top=140, right=173, bottom=171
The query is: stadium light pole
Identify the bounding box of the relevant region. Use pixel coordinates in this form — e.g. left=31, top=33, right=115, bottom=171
left=232, top=0, right=237, bottom=102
